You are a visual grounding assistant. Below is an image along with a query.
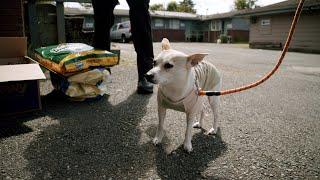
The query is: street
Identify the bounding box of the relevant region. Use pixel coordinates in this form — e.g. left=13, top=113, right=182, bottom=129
left=1, top=42, right=320, bottom=179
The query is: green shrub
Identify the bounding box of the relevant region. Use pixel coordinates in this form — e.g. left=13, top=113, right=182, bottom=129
left=219, top=34, right=228, bottom=43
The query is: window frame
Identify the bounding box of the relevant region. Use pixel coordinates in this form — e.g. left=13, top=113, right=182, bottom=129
left=261, top=19, right=271, bottom=26
left=169, top=19, right=180, bottom=30
left=154, top=18, right=164, bottom=28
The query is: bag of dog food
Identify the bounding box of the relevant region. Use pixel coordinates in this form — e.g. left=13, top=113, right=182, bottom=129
left=50, top=68, right=110, bottom=101
left=35, top=43, right=119, bottom=75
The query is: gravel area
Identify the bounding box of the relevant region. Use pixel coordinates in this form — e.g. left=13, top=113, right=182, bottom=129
left=1, top=42, right=320, bottom=179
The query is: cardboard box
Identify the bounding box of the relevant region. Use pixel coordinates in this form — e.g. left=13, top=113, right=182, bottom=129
left=0, top=37, right=46, bottom=117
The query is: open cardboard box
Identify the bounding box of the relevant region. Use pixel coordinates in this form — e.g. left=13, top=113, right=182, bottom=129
left=0, top=37, right=46, bottom=117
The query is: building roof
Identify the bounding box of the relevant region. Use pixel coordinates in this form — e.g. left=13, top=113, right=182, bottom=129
left=150, top=10, right=199, bottom=20
left=63, top=3, right=199, bottom=20
left=63, top=2, right=241, bottom=21
left=64, top=2, right=92, bottom=15
left=40, top=0, right=320, bottom=22
left=201, top=9, right=249, bottom=20
left=237, top=0, right=320, bottom=16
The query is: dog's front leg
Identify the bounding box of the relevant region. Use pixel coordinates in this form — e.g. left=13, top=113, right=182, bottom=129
left=153, top=105, right=166, bottom=145
left=193, top=110, right=205, bottom=129
left=184, top=113, right=196, bottom=152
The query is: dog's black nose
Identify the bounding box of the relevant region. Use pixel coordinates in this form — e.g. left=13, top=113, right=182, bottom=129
left=144, top=73, right=154, bottom=83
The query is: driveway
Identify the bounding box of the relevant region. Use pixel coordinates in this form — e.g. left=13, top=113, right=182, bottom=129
left=1, top=43, right=319, bottom=179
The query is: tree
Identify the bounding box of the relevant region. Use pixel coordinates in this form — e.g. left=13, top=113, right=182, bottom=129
left=247, top=0, right=257, bottom=9
left=150, top=3, right=164, bottom=11
left=167, top=1, right=178, bottom=12
left=234, top=0, right=247, bottom=10
left=178, top=0, right=196, bottom=13
left=150, top=0, right=197, bottom=13
left=234, top=0, right=257, bottom=10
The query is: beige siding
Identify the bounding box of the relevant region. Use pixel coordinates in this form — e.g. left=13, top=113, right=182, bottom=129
left=250, top=12, right=320, bottom=52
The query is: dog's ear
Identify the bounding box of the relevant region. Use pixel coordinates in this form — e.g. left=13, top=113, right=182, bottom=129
left=187, top=53, right=208, bottom=67
left=161, top=38, right=171, bottom=50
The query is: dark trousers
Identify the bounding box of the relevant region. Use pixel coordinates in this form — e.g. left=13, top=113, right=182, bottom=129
left=92, top=0, right=154, bottom=81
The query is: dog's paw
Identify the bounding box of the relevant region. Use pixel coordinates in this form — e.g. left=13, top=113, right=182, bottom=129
left=192, top=122, right=202, bottom=129
left=206, top=127, right=217, bottom=135
left=183, top=142, right=193, bottom=153
left=153, top=137, right=162, bottom=146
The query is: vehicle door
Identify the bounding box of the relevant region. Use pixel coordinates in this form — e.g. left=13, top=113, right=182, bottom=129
left=117, top=23, right=125, bottom=39
left=110, top=24, right=119, bottom=40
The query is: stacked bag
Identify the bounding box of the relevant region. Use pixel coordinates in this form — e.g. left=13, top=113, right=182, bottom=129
left=35, top=43, right=119, bottom=101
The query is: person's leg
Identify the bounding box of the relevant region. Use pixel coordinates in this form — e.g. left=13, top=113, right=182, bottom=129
left=92, top=0, right=118, bottom=51
left=127, top=0, right=154, bottom=93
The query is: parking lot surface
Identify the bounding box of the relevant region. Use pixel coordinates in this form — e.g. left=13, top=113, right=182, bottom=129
left=1, top=42, right=320, bottom=179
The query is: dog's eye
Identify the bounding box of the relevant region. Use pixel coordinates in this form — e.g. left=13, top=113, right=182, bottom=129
left=164, top=63, right=173, bottom=69
left=153, top=60, right=157, bottom=66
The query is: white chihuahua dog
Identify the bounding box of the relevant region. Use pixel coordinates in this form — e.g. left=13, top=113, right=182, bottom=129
left=145, top=38, right=221, bottom=152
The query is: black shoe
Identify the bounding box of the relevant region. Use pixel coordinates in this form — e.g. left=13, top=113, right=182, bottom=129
left=137, top=78, right=153, bottom=94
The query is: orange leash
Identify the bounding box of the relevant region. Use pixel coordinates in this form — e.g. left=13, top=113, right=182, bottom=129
left=199, top=0, right=306, bottom=96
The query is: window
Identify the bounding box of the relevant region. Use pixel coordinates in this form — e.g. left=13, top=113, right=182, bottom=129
left=155, top=19, right=164, bottom=28
left=111, top=24, right=117, bottom=31
left=261, top=19, right=271, bottom=26
left=122, top=22, right=130, bottom=28
left=227, top=23, right=232, bottom=29
left=169, top=19, right=180, bottom=29
left=118, top=24, right=124, bottom=29
left=85, top=22, right=94, bottom=29
left=83, top=16, right=94, bottom=32
left=260, top=19, right=271, bottom=34
left=121, top=17, right=129, bottom=22
left=180, top=22, right=185, bottom=28
left=211, top=20, right=221, bottom=31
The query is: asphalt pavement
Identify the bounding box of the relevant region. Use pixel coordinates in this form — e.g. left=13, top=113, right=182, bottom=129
left=1, top=42, right=319, bottom=179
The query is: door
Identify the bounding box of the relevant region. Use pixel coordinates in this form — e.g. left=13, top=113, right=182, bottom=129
left=110, top=24, right=119, bottom=40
